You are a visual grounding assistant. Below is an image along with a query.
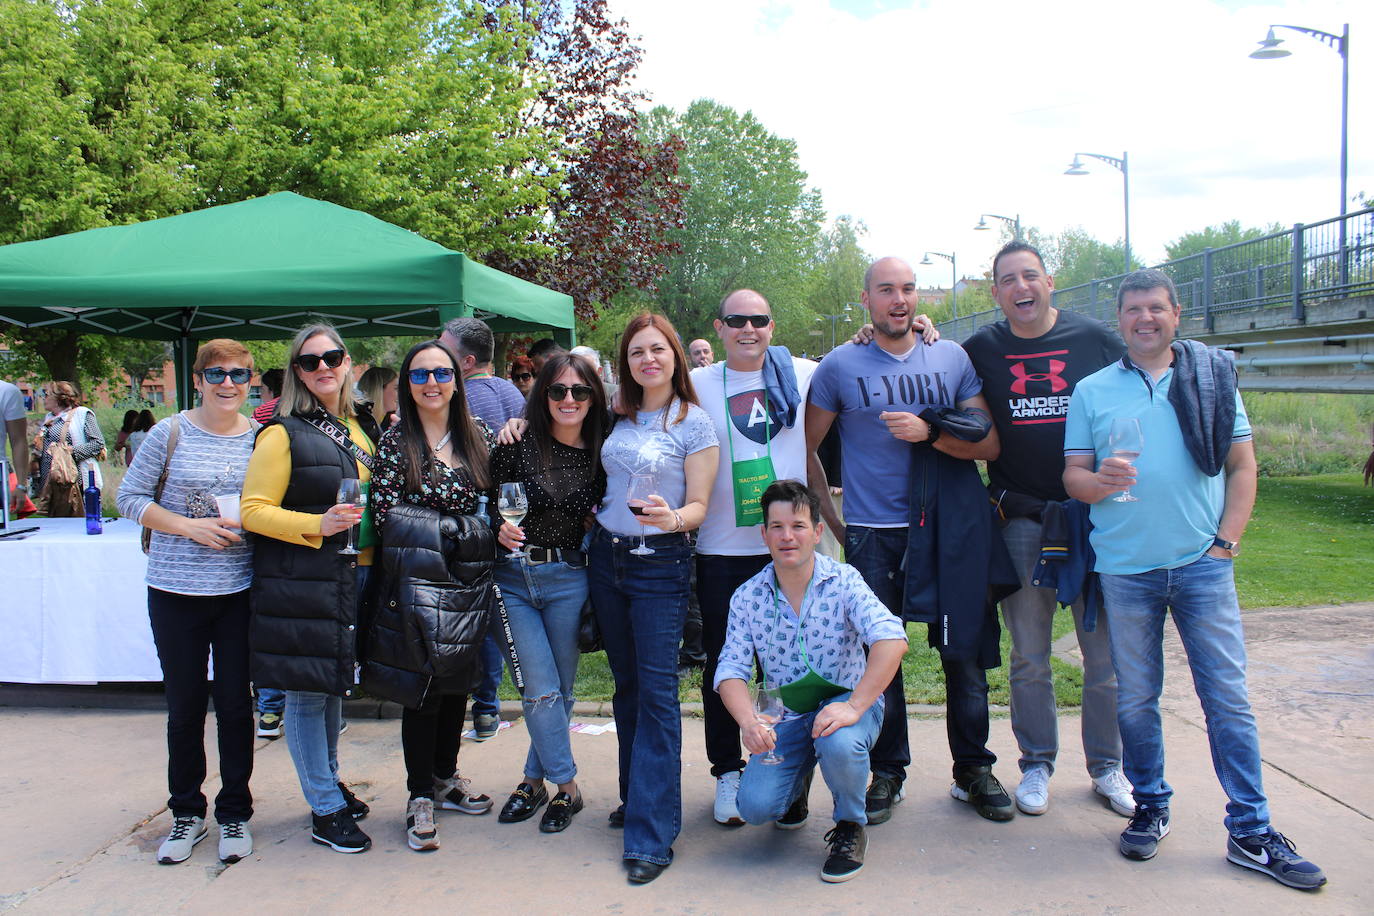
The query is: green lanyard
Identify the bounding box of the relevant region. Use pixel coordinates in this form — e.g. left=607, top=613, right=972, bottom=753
left=722, top=366, right=777, bottom=527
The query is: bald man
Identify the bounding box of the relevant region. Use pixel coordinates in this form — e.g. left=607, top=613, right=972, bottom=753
left=688, top=339, right=715, bottom=368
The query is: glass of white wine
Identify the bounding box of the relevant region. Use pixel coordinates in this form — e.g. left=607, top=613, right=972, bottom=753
left=498, top=482, right=529, bottom=559
left=1109, top=417, right=1144, bottom=503
left=336, top=479, right=362, bottom=555
left=752, top=680, right=786, bottom=765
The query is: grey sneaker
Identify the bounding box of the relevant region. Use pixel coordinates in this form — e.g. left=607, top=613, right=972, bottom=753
left=217, top=821, right=252, bottom=863
left=714, top=770, right=744, bottom=826
left=1120, top=806, right=1170, bottom=860
left=435, top=772, right=493, bottom=814
left=1226, top=830, right=1327, bottom=890
left=472, top=714, right=500, bottom=741
left=158, top=815, right=207, bottom=865
left=406, top=797, right=440, bottom=851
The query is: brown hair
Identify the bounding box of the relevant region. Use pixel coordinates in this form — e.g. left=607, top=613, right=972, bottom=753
left=193, top=338, right=254, bottom=374
left=394, top=340, right=491, bottom=492
left=616, top=312, right=697, bottom=426
left=508, top=355, right=535, bottom=380
left=49, top=381, right=80, bottom=410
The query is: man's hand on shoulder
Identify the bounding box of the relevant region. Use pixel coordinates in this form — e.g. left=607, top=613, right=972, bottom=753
left=849, top=315, right=940, bottom=347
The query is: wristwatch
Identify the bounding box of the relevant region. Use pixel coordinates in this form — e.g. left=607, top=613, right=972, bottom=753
left=1212, top=536, right=1240, bottom=558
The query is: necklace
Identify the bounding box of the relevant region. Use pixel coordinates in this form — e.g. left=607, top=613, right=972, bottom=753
left=431, top=431, right=452, bottom=452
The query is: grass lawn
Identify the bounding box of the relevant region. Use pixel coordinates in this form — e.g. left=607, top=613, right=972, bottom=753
left=533, top=473, right=1373, bottom=708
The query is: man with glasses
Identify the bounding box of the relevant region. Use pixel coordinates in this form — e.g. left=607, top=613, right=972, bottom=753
left=807, top=256, right=1014, bottom=827
left=440, top=317, right=526, bottom=740
left=1063, top=269, right=1325, bottom=889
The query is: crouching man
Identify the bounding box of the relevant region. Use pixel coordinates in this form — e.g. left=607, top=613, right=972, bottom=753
left=714, top=480, right=908, bottom=883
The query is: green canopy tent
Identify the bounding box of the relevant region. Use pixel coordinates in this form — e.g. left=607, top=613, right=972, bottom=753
left=0, top=192, right=575, bottom=406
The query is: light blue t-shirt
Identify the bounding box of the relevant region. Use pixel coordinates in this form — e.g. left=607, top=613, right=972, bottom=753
left=808, top=340, right=982, bottom=526
left=1063, top=359, right=1252, bottom=575
left=597, top=400, right=719, bottom=535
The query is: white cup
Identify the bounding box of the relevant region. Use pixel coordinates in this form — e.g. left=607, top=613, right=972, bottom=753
left=215, top=493, right=242, bottom=525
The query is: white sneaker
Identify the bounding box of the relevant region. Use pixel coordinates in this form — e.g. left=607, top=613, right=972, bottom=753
left=157, top=815, right=207, bottom=865
left=406, top=797, right=440, bottom=851
left=714, top=771, right=744, bottom=826
left=218, top=821, right=253, bottom=863
left=1015, top=765, right=1051, bottom=815
left=1093, top=767, right=1136, bottom=817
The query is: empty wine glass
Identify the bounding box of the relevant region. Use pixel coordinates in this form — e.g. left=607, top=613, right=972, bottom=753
left=626, top=473, right=658, bottom=556
left=336, top=479, right=362, bottom=555
left=1109, top=418, right=1144, bottom=503
left=498, top=482, right=529, bottom=559
left=752, top=681, right=786, bottom=765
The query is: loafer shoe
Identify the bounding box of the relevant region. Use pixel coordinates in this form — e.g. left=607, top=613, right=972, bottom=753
left=626, top=858, right=668, bottom=884
left=608, top=804, right=625, bottom=828
left=539, top=792, right=584, bottom=833
left=499, top=781, right=549, bottom=823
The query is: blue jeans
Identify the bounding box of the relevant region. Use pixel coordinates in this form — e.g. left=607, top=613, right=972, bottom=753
left=589, top=526, right=691, bottom=866
left=1100, top=554, right=1270, bottom=837
left=283, top=565, right=368, bottom=817
left=470, top=633, right=505, bottom=719
left=1001, top=518, right=1121, bottom=776
left=256, top=687, right=285, bottom=716
left=496, top=555, right=587, bottom=785
left=735, top=692, right=884, bottom=826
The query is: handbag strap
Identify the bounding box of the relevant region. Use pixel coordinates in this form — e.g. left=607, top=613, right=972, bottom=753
left=143, top=415, right=182, bottom=553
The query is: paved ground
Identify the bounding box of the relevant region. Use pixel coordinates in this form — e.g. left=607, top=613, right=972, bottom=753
left=1, top=603, right=1370, bottom=915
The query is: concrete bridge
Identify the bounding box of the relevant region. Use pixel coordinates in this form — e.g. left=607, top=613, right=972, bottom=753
left=941, top=206, right=1374, bottom=393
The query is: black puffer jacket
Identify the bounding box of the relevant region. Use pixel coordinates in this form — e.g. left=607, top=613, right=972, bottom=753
left=361, top=504, right=496, bottom=709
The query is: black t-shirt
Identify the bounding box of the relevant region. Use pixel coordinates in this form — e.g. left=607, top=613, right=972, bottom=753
left=964, top=310, right=1125, bottom=502
left=490, top=436, right=606, bottom=550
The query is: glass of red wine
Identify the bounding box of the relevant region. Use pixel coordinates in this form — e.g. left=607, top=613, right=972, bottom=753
left=626, top=473, right=657, bottom=556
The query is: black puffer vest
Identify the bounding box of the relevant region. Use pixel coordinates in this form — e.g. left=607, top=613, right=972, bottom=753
left=249, top=410, right=380, bottom=696
left=361, top=505, right=496, bottom=709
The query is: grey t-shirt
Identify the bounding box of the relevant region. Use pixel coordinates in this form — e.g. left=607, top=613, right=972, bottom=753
left=597, top=400, right=718, bottom=535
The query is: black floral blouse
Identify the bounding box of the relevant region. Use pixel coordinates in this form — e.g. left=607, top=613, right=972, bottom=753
left=370, top=421, right=496, bottom=529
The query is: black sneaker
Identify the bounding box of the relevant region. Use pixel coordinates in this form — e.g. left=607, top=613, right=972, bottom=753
left=864, top=775, right=904, bottom=826
left=820, top=821, right=867, bottom=883
left=1119, top=805, right=1170, bottom=860
left=311, top=810, right=371, bottom=853
left=337, top=782, right=369, bottom=821
left=776, top=768, right=814, bottom=830
left=255, top=713, right=283, bottom=739
left=1226, top=830, right=1327, bottom=890
left=950, top=766, right=1014, bottom=822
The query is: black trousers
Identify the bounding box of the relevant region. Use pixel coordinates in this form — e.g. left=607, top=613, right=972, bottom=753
left=147, top=587, right=254, bottom=822
left=402, top=692, right=468, bottom=798
left=695, top=553, right=772, bottom=777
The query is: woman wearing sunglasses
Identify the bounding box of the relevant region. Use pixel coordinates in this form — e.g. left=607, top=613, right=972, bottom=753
left=241, top=324, right=381, bottom=854
left=508, top=355, right=536, bottom=398
left=594, top=312, right=718, bottom=884
left=117, top=339, right=259, bottom=866
left=489, top=352, right=608, bottom=834
left=363, top=340, right=498, bottom=852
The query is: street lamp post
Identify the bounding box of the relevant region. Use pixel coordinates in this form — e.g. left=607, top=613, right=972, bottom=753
left=1250, top=23, right=1350, bottom=219
left=1065, top=151, right=1131, bottom=273
left=973, top=213, right=1022, bottom=240
left=814, top=302, right=856, bottom=352
left=919, top=251, right=957, bottom=319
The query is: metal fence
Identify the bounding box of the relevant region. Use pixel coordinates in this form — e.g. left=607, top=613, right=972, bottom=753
left=941, top=206, right=1374, bottom=340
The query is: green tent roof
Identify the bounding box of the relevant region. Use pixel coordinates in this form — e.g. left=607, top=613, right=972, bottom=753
left=0, top=192, right=574, bottom=341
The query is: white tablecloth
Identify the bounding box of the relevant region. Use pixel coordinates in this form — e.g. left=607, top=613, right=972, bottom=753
left=1, top=518, right=162, bottom=683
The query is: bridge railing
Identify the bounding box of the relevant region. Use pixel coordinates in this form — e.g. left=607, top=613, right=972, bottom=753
left=940, top=206, right=1374, bottom=340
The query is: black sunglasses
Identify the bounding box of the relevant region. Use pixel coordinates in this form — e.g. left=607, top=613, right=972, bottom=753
left=547, top=383, right=594, bottom=402
left=721, top=314, right=771, bottom=329
left=513, top=372, right=533, bottom=382
left=409, top=367, right=456, bottom=384
left=198, top=367, right=252, bottom=385
left=295, top=348, right=346, bottom=371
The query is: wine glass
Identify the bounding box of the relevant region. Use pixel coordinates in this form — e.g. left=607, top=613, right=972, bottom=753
left=498, top=482, right=529, bottom=559
left=336, top=479, right=362, bottom=555
left=752, top=681, right=785, bottom=765
left=1108, top=418, right=1144, bottom=503
left=626, top=473, right=657, bottom=557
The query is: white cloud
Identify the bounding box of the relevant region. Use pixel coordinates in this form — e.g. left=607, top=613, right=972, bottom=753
left=610, top=0, right=1372, bottom=289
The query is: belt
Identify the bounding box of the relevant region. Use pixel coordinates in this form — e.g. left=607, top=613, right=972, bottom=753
left=525, top=546, right=585, bottom=566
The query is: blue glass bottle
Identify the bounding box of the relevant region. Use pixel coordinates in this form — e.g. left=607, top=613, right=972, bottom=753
left=84, top=469, right=103, bottom=535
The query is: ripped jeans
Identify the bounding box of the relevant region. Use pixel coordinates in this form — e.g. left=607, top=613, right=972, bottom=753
left=495, top=554, right=587, bottom=785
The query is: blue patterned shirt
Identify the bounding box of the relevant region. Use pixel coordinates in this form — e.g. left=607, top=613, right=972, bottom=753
left=713, top=554, right=907, bottom=697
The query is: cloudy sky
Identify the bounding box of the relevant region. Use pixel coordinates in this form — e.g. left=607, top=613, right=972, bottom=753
left=607, top=0, right=1372, bottom=290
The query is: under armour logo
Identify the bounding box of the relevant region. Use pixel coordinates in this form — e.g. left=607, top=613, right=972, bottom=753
left=1008, top=359, right=1068, bottom=394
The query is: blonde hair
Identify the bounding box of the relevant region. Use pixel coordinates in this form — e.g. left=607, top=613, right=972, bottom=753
left=358, top=365, right=398, bottom=426
left=277, top=323, right=358, bottom=419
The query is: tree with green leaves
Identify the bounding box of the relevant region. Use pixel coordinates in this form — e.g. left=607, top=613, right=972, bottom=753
left=638, top=99, right=826, bottom=349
